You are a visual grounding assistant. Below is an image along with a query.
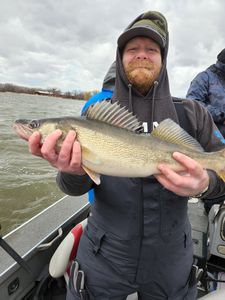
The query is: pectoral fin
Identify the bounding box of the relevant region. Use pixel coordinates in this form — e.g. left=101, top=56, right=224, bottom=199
left=82, top=146, right=101, bottom=165
left=82, top=165, right=101, bottom=185
left=81, top=146, right=101, bottom=184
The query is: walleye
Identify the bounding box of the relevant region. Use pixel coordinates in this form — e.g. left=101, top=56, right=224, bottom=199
left=13, top=100, right=225, bottom=185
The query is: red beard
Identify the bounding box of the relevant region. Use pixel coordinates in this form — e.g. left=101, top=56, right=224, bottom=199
left=125, top=60, right=154, bottom=71
left=124, top=60, right=161, bottom=95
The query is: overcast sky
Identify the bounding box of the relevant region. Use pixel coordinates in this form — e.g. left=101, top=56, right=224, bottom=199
left=0, top=0, right=224, bottom=97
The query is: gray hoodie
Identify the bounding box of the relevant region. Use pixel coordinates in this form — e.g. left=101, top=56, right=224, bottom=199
left=59, top=11, right=225, bottom=299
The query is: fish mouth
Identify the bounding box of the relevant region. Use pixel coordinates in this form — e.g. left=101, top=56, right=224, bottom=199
left=13, top=122, right=34, bottom=141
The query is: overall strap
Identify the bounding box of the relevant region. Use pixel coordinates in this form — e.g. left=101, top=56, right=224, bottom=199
left=173, top=97, right=193, bottom=136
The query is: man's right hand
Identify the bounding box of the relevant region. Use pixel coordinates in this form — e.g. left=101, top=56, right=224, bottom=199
left=28, top=130, right=86, bottom=175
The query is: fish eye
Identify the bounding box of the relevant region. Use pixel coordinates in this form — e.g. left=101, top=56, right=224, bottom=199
left=29, top=120, right=39, bottom=128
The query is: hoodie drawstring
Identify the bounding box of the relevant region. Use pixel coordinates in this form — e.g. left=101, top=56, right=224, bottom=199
left=151, top=81, right=159, bottom=131
left=128, top=83, right=133, bottom=112
left=127, top=81, right=159, bottom=133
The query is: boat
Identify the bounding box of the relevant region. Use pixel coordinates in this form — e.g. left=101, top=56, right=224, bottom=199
left=0, top=193, right=225, bottom=299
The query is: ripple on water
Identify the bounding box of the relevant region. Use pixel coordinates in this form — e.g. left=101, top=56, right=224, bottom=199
left=0, top=92, right=85, bottom=235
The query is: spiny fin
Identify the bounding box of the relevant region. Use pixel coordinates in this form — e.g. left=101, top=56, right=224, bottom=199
left=82, top=165, right=101, bottom=185
left=151, top=119, right=204, bottom=152
left=85, top=100, right=143, bottom=132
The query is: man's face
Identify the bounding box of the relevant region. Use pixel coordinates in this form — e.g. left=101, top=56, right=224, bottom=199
left=122, top=37, right=162, bottom=95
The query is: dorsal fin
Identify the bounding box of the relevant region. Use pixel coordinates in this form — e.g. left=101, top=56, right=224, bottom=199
left=151, top=119, right=204, bottom=152
left=85, top=100, right=143, bottom=132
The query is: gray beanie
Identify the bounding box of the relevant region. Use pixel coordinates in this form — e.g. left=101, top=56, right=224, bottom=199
left=117, top=11, right=167, bottom=50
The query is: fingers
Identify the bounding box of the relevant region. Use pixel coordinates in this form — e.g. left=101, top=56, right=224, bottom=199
left=29, top=131, right=42, bottom=156
left=156, top=152, right=209, bottom=196
left=70, top=140, right=85, bottom=174
left=28, top=129, right=84, bottom=174
left=57, top=131, right=85, bottom=174
left=156, top=164, right=190, bottom=195
left=157, top=162, right=190, bottom=188
left=57, top=130, right=77, bottom=168
left=41, top=129, right=62, bottom=164
left=172, top=152, right=203, bottom=176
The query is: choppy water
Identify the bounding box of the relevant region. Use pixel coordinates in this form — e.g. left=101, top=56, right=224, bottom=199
left=0, top=92, right=85, bottom=236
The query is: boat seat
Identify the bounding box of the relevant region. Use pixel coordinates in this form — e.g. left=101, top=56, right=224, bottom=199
left=49, top=218, right=87, bottom=284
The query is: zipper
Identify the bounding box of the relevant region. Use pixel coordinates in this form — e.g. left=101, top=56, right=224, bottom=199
left=133, top=178, right=144, bottom=283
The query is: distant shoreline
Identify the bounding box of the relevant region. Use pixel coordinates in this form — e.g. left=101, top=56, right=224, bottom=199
left=0, top=90, right=85, bottom=101
left=0, top=83, right=99, bottom=101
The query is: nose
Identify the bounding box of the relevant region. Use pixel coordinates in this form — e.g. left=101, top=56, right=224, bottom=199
left=136, top=50, right=148, bottom=59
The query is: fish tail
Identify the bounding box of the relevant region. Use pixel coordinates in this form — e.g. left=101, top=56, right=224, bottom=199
left=220, top=148, right=225, bottom=157
left=218, top=171, right=225, bottom=182
left=218, top=148, right=225, bottom=182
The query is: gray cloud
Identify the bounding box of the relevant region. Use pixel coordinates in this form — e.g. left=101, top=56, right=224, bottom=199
left=0, top=0, right=224, bottom=96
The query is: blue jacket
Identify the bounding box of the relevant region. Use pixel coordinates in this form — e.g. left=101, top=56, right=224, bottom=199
left=186, top=61, right=225, bottom=136
left=81, top=89, right=113, bottom=114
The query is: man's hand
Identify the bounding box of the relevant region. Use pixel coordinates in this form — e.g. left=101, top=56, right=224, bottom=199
left=28, top=130, right=85, bottom=175
left=155, top=152, right=209, bottom=197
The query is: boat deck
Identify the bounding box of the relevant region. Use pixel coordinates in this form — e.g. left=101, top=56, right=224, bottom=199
left=0, top=194, right=89, bottom=281
left=1, top=196, right=224, bottom=299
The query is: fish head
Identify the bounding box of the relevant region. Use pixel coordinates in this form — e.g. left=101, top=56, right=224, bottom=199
left=13, top=118, right=59, bottom=141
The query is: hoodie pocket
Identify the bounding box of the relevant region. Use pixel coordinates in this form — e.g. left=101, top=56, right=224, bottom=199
left=86, top=224, right=106, bottom=255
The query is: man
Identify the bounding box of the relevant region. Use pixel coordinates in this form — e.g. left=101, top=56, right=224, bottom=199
left=29, top=11, right=225, bottom=300
left=187, top=48, right=225, bottom=137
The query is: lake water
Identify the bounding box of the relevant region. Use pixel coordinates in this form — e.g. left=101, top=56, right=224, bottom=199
left=0, top=92, right=85, bottom=236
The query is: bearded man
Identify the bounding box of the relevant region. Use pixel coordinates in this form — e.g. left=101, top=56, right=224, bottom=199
left=123, top=36, right=161, bottom=96
left=29, top=11, right=225, bottom=300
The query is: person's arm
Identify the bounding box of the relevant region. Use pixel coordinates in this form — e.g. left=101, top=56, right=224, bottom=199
left=56, top=172, right=93, bottom=196
left=187, top=72, right=225, bottom=123
left=186, top=72, right=209, bottom=103
left=192, top=100, right=225, bottom=199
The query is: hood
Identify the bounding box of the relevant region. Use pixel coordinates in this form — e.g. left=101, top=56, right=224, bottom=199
left=208, top=61, right=225, bottom=79
left=117, top=13, right=167, bottom=50
left=217, top=48, right=225, bottom=64
left=103, top=11, right=178, bottom=131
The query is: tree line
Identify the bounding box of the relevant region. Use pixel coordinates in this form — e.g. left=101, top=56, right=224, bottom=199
left=0, top=83, right=99, bottom=100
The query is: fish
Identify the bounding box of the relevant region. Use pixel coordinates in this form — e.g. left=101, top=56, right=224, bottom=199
left=13, top=100, right=225, bottom=185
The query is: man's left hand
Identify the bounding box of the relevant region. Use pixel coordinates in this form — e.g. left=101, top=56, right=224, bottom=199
left=155, top=152, right=209, bottom=197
